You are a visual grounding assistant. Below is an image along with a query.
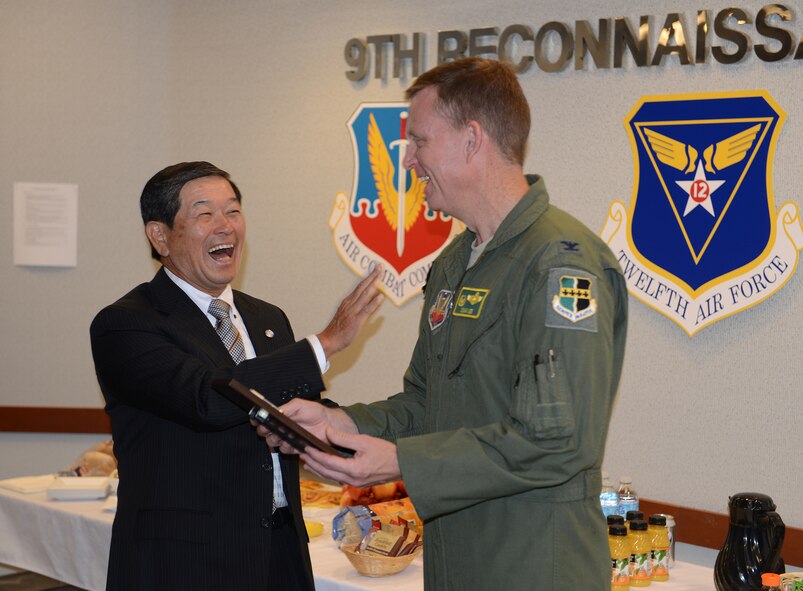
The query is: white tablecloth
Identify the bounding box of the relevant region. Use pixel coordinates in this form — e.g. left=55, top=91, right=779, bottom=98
left=0, top=485, right=714, bottom=590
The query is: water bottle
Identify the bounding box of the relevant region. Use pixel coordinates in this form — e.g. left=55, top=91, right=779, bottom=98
left=617, top=476, right=639, bottom=516
left=600, top=471, right=620, bottom=517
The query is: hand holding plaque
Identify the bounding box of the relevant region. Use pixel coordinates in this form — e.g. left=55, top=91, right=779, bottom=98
left=214, top=378, right=354, bottom=458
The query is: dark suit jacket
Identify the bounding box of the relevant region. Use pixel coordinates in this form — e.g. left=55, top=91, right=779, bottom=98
left=90, top=268, right=325, bottom=590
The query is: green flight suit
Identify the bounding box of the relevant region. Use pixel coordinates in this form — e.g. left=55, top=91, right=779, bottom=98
left=345, top=175, right=628, bottom=590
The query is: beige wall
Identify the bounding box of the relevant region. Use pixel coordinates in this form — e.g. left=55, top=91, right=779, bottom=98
left=1, top=0, right=801, bottom=528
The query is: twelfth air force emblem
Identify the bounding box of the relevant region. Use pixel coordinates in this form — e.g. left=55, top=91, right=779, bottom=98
left=602, top=91, right=802, bottom=335
left=329, top=103, right=463, bottom=305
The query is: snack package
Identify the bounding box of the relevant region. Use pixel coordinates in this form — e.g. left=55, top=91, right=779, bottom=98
left=333, top=505, right=374, bottom=547
left=357, top=520, right=422, bottom=557
left=333, top=496, right=420, bottom=547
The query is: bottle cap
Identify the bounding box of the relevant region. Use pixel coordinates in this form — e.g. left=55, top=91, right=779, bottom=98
left=761, top=573, right=781, bottom=585
left=607, top=515, right=625, bottom=525
left=657, top=513, right=676, bottom=527
left=626, top=511, right=644, bottom=521
left=649, top=514, right=667, bottom=526
left=629, top=519, right=648, bottom=531
left=609, top=524, right=627, bottom=536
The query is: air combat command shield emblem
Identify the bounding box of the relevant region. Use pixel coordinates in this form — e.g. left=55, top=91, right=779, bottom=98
left=602, top=91, right=802, bottom=335
left=329, top=103, right=464, bottom=305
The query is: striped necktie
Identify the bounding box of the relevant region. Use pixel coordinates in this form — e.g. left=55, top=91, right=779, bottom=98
left=208, top=299, right=247, bottom=364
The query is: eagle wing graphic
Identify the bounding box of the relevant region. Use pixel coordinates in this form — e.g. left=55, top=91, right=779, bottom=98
left=404, top=169, right=426, bottom=231
left=703, top=124, right=761, bottom=174
left=644, top=128, right=698, bottom=173
left=368, top=113, right=398, bottom=229
left=368, top=112, right=426, bottom=231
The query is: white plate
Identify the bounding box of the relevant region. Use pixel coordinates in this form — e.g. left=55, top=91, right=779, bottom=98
left=47, top=477, right=109, bottom=500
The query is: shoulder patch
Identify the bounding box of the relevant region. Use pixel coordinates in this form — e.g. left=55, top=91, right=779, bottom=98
left=545, top=267, right=599, bottom=332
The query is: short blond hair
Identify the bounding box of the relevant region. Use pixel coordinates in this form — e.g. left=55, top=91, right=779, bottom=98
left=405, top=57, right=530, bottom=166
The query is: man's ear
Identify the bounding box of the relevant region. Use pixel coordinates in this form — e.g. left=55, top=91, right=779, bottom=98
left=465, top=121, right=483, bottom=161
left=145, top=221, right=170, bottom=257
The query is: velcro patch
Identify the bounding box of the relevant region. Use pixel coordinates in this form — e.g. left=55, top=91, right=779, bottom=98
left=453, top=287, right=489, bottom=319
left=545, top=268, right=599, bottom=332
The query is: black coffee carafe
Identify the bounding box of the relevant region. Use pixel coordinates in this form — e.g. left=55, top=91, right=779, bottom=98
left=714, top=492, right=785, bottom=591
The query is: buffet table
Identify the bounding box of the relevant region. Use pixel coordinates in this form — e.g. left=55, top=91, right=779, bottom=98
left=0, top=484, right=713, bottom=590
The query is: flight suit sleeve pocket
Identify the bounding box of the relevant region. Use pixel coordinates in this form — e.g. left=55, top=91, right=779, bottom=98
left=510, top=350, right=575, bottom=440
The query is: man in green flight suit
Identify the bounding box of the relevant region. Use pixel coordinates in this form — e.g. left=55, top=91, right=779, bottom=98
left=261, top=56, right=628, bottom=590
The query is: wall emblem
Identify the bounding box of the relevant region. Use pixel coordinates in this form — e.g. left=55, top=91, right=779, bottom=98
left=329, top=103, right=463, bottom=305
left=602, top=91, right=802, bottom=335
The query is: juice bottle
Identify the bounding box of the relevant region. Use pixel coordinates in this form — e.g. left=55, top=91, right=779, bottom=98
left=609, top=524, right=631, bottom=589
left=628, top=519, right=652, bottom=586
left=648, top=514, right=671, bottom=581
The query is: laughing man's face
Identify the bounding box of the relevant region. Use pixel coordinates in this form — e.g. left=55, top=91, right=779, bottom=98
left=151, top=175, right=245, bottom=296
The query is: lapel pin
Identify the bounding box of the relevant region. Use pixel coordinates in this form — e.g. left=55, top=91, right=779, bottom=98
left=265, top=329, right=275, bottom=338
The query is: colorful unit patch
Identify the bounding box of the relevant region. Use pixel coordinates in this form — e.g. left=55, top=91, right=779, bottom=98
left=452, top=287, right=490, bottom=319
left=428, top=289, right=453, bottom=332
left=546, top=268, right=599, bottom=332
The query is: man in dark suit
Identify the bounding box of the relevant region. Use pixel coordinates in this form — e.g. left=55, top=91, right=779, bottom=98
left=90, top=161, right=383, bottom=591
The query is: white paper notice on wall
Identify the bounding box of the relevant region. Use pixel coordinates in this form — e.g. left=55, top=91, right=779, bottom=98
left=13, top=182, right=78, bottom=267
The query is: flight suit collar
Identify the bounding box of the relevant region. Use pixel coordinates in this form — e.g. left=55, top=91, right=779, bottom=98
left=485, top=174, right=549, bottom=253
left=444, top=174, right=549, bottom=283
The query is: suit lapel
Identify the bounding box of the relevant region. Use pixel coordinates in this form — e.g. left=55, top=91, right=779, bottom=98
left=149, top=268, right=235, bottom=367
left=235, top=292, right=289, bottom=357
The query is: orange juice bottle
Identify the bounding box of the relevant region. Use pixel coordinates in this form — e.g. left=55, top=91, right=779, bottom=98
left=648, top=514, right=671, bottom=581
left=609, top=524, right=631, bottom=589
left=628, top=520, right=652, bottom=586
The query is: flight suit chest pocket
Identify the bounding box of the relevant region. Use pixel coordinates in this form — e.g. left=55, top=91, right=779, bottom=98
left=510, top=349, right=575, bottom=440
left=445, top=307, right=505, bottom=379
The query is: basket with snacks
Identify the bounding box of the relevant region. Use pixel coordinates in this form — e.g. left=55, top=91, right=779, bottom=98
left=341, top=541, right=422, bottom=577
